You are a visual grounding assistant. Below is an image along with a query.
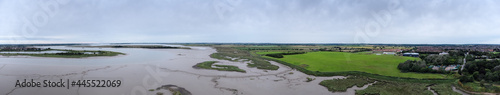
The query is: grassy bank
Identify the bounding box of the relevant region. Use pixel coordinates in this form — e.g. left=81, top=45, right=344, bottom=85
left=357, top=81, right=460, bottom=95
left=319, top=75, right=461, bottom=95
left=355, top=80, right=435, bottom=95
left=319, top=76, right=375, bottom=92
left=431, top=83, right=462, bottom=95
left=457, top=81, right=500, bottom=93
left=210, top=47, right=279, bottom=70
left=193, top=61, right=246, bottom=73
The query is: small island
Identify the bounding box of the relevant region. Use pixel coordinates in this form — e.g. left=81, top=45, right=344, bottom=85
left=193, top=61, right=246, bottom=73
left=0, top=46, right=125, bottom=58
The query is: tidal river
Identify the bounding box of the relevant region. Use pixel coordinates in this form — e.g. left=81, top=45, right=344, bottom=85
left=0, top=44, right=366, bottom=95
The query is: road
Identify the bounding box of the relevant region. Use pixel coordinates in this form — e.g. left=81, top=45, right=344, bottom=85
left=461, top=52, right=468, bottom=71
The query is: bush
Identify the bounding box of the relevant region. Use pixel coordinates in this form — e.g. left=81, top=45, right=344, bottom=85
left=459, top=75, right=473, bottom=83
left=306, top=77, right=315, bottom=82
left=265, top=53, right=283, bottom=58
left=463, top=60, right=500, bottom=82
left=265, top=52, right=306, bottom=58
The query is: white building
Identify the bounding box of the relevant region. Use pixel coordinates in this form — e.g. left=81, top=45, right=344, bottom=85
left=383, top=52, right=396, bottom=55
left=439, top=52, right=449, bottom=55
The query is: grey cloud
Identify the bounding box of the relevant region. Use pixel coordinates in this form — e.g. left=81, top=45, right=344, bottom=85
left=0, top=0, right=499, bottom=44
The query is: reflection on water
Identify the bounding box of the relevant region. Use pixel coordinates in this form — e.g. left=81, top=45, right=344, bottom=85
left=452, top=86, right=469, bottom=95
left=332, top=81, right=377, bottom=95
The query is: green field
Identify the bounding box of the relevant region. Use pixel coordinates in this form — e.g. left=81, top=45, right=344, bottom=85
left=193, top=61, right=246, bottom=73
left=261, top=51, right=445, bottom=79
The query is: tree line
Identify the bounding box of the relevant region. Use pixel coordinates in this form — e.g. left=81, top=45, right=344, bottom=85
left=397, top=60, right=452, bottom=74
left=419, top=54, right=463, bottom=66
left=265, top=52, right=306, bottom=58
left=461, top=60, right=500, bottom=83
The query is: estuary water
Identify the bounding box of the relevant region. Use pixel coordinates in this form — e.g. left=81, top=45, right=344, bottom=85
left=0, top=44, right=367, bottom=95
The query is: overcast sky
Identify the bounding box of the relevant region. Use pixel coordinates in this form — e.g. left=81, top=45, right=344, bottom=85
left=1, top=0, right=499, bottom=44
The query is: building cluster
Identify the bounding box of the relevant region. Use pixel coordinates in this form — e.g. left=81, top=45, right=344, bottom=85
left=371, top=49, right=421, bottom=57
left=372, top=49, right=402, bottom=55
left=429, top=65, right=461, bottom=71
left=415, top=46, right=443, bottom=53
left=416, top=46, right=500, bottom=53
left=402, top=53, right=420, bottom=57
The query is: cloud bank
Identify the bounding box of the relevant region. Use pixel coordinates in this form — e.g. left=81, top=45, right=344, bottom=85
left=0, top=0, right=499, bottom=44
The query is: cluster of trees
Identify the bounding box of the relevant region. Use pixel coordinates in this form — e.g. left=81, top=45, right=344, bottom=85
left=397, top=60, right=451, bottom=74
left=241, top=48, right=303, bottom=51
left=397, top=60, right=428, bottom=72
left=311, top=47, right=372, bottom=52
left=461, top=60, right=500, bottom=83
left=415, top=52, right=440, bottom=54
left=265, top=52, right=306, bottom=58
left=352, top=48, right=372, bottom=52
left=399, top=53, right=465, bottom=74
left=469, top=51, right=490, bottom=56
left=446, top=50, right=467, bottom=56
left=419, top=54, right=463, bottom=65
left=495, top=48, right=500, bottom=52
left=475, top=52, right=500, bottom=59
left=0, top=47, right=47, bottom=51
left=56, top=52, right=84, bottom=55
left=465, top=55, right=475, bottom=61
left=318, top=48, right=335, bottom=51
left=55, top=51, right=103, bottom=55
left=465, top=51, right=500, bottom=59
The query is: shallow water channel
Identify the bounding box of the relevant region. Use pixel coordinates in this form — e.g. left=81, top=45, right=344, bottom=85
left=0, top=44, right=376, bottom=95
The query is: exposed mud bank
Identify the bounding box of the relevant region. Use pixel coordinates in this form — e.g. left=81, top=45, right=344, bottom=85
left=155, top=84, right=192, bottom=95
left=0, top=45, right=361, bottom=95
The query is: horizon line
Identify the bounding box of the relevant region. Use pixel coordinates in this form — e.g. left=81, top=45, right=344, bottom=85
left=1, top=42, right=500, bottom=45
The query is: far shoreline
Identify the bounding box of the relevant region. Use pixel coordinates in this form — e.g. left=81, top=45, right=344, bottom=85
left=0, top=49, right=126, bottom=58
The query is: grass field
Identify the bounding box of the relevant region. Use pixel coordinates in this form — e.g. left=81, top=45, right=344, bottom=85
left=193, top=61, right=246, bottom=73
left=260, top=51, right=445, bottom=79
